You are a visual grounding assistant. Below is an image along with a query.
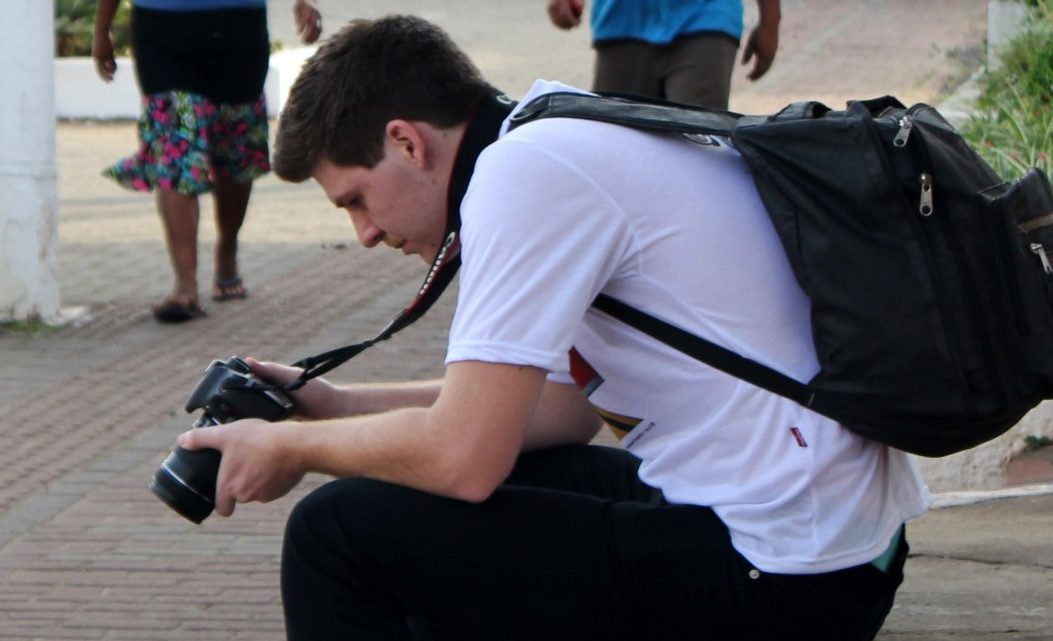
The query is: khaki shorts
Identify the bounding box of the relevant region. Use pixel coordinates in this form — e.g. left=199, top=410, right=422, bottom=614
left=593, top=32, right=739, bottom=110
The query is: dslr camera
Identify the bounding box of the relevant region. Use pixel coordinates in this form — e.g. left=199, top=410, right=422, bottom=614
left=150, top=357, right=295, bottom=523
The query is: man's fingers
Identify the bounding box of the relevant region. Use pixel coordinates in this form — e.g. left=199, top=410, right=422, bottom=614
left=746, top=52, right=773, bottom=81
left=178, top=428, right=218, bottom=451
left=246, top=357, right=303, bottom=384
left=298, top=21, right=321, bottom=44
left=747, top=64, right=768, bottom=81
left=214, top=490, right=236, bottom=517
left=548, top=0, right=581, bottom=29
left=294, top=2, right=322, bottom=44
left=95, top=58, right=116, bottom=82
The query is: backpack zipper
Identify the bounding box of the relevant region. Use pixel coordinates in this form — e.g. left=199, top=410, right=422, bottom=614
left=898, top=112, right=933, bottom=216
left=894, top=115, right=914, bottom=148
left=1031, top=243, right=1053, bottom=274
left=919, top=173, right=934, bottom=216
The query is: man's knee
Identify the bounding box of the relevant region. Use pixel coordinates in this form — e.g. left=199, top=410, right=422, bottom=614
left=284, top=477, right=416, bottom=554
left=282, top=479, right=424, bottom=640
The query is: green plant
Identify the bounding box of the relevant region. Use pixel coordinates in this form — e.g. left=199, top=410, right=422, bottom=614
left=961, top=0, right=1053, bottom=180
left=0, top=318, right=59, bottom=336
left=55, top=0, right=132, bottom=57
left=1024, top=435, right=1053, bottom=451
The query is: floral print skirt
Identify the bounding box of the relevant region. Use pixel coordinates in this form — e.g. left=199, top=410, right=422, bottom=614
left=104, top=90, right=270, bottom=195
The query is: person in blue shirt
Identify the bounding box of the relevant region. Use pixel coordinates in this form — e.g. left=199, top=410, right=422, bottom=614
left=548, top=0, right=780, bottom=109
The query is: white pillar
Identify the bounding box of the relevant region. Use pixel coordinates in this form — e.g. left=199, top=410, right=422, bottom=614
left=0, top=0, right=60, bottom=323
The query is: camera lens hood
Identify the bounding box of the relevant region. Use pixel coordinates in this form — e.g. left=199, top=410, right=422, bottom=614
left=150, top=446, right=221, bottom=524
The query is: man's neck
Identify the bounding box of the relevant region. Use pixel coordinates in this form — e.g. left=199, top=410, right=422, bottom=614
left=444, top=93, right=518, bottom=235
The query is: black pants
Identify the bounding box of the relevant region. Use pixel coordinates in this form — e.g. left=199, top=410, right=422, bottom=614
left=281, top=445, right=907, bottom=641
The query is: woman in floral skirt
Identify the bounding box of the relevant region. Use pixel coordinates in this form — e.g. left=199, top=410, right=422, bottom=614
left=92, top=0, right=323, bottom=322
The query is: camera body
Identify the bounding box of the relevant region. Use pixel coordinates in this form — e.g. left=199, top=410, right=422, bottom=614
left=150, top=357, right=295, bottom=523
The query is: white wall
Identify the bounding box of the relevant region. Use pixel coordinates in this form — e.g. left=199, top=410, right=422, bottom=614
left=55, top=47, right=317, bottom=120
left=55, top=56, right=140, bottom=119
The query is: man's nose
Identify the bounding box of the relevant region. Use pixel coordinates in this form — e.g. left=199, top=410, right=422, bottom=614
left=351, top=213, right=385, bottom=248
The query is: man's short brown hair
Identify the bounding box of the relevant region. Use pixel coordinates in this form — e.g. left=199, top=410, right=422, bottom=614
left=273, top=15, right=495, bottom=182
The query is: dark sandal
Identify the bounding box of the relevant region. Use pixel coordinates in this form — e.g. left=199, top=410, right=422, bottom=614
left=152, top=297, right=206, bottom=324
left=212, top=277, right=248, bottom=302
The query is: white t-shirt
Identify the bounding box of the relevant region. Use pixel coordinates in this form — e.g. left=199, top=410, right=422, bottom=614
left=446, top=80, right=932, bottom=574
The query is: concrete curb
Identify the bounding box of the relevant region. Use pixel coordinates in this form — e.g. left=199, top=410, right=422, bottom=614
left=932, top=482, right=1053, bottom=509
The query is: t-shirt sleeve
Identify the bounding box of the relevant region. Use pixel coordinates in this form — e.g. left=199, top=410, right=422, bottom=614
left=445, top=135, right=636, bottom=374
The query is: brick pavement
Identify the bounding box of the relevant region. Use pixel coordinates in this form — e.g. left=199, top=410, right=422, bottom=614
left=6, top=1, right=1041, bottom=639
left=730, top=0, right=987, bottom=114
left=0, top=235, right=457, bottom=639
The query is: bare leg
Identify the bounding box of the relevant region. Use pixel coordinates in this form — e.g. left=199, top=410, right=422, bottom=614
left=156, top=189, right=201, bottom=306
left=211, top=174, right=253, bottom=300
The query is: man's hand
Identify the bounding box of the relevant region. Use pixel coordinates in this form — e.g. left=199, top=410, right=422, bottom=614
left=92, top=31, right=116, bottom=82
left=179, top=419, right=306, bottom=517
left=548, top=0, right=585, bottom=30
left=293, top=0, right=323, bottom=44
left=742, top=0, right=780, bottom=81
left=245, top=358, right=343, bottom=419
left=93, top=0, right=120, bottom=82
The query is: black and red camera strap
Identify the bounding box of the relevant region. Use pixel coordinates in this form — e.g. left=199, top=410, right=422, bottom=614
left=283, top=231, right=462, bottom=389
left=281, top=92, right=515, bottom=391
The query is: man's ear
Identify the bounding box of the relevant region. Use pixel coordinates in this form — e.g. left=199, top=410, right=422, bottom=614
left=384, top=119, right=428, bottom=168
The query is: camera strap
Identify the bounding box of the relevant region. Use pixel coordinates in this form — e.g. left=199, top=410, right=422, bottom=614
left=283, top=232, right=461, bottom=389
left=280, top=92, right=516, bottom=391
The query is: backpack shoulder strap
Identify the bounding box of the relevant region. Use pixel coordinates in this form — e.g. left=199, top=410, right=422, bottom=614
left=592, top=294, right=816, bottom=409
left=508, top=91, right=751, bottom=137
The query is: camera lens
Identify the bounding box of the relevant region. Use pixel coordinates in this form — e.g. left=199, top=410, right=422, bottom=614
left=150, top=446, right=222, bottom=524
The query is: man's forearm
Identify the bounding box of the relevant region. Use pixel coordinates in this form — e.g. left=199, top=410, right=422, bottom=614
left=756, top=0, right=781, bottom=26
left=94, top=0, right=121, bottom=39
left=333, top=379, right=442, bottom=416
left=290, top=364, right=547, bottom=501
left=284, top=406, right=495, bottom=500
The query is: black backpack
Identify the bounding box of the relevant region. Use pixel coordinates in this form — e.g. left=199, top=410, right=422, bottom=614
left=507, top=92, right=1053, bottom=457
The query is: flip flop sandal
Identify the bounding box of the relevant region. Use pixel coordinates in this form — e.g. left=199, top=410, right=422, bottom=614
left=212, top=277, right=248, bottom=302
left=152, top=298, right=207, bottom=324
